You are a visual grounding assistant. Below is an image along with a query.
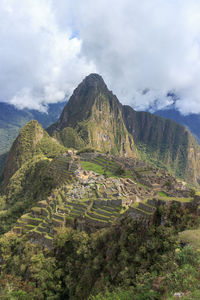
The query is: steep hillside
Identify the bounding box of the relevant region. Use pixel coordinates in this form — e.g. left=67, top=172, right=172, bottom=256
left=48, top=73, right=200, bottom=185
left=48, top=74, right=137, bottom=157
left=0, top=101, right=65, bottom=155
left=154, top=108, right=200, bottom=143
left=0, top=120, right=68, bottom=233
left=4, top=120, right=44, bottom=181
left=122, top=106, right=200, bottom=184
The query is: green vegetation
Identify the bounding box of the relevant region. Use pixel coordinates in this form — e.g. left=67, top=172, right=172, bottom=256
left=132, top=112, right=191, bottom=180
left=179, top=228, right=200, bottom=249
left=80, top=160, right=133, bottom=179
left=0, top=121, right=72, bottom=234
left=90, top=288, right=135, bottom=300
left=46, top=73, right=200, bottom=184
left=158, top=191, right=168, bottom=197
left=53, top=127, right=86, bottom=149
left=0, top=101, right=65, bottom=156
left=77, top=147, right=96, bottom=154
left=49, top=74, right=137, bottom=158
left=0, top=152, right=7, bottom=181
left=35, top=133, right=66, bottom=158
left=0, top=205, right=199, bottom=299
left=81, top=161, right=107, bottom=175
left=3, top=120, right=66, bottom=183
left=135, top=127, right=200, bottom=185
left=91, top=245, right=200, bottom=300
left=2, top=74, right=200, bottom=299
left=156, top=195, right=193, bottom=203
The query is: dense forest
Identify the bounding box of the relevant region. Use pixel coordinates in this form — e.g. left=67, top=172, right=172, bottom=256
left=0, top=203, right=200, bottom=299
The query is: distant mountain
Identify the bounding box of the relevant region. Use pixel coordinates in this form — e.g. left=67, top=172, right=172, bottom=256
left=48, top=74, right=200, bottom=185
left=0, top=101, right=65, bottom=155
left=154, top=108, right=200, bottom=144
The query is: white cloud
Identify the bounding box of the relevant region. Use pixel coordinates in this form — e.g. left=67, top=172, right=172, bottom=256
left=71, top=0, right=200, bottom=114
left=0, top=0, right=95, bottom=110
left=1, top=0, right=200, bottom=114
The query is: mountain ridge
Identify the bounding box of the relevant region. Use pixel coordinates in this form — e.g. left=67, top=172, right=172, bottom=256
left=48, top=74, right=137, bottom=158
left=154, top=107, right=200, bottom=143
left=48, top=73, right=200, bottom=185
left=0, top=101, right=65, bottom=156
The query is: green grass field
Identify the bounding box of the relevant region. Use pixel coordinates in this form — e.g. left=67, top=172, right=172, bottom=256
left=158, top=191, right=168, bottom=197
left=80, top=161, right=133, bottom=179
left=156, top=193, right=193, bottom=203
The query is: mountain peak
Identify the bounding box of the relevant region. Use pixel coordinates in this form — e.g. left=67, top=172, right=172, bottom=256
left=3, top=120, right=44, bottom=181
left=84, top=73, right=105, bottom=83
left=48, top=74, right=137, bottom=158
left=82, top=73, right=107, bottom=88
left=54, top=74, right=110, bottom=130
left=75, top=73, right=108, bottom=96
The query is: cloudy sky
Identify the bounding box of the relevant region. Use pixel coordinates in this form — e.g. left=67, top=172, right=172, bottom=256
left=1, top=0, right=200, bottom=114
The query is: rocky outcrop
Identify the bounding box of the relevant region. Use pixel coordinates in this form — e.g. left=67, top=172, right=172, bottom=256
left=122, top=106, right=200, bottom=184
left=48, top=74, right=137, bottom=158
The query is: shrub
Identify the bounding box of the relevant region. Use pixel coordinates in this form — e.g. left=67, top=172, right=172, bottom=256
left=115, top=166, right=125, bottom=176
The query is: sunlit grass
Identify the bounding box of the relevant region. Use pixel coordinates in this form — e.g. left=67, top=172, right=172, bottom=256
left=80, top=161, right=133, bottom=178
left=156, top=195, right=193, bottom=203
left=179, top=228, right=200, bottom=249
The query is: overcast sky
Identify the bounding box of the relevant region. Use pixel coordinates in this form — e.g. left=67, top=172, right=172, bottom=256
left=1, top=0, right=200, bottom=114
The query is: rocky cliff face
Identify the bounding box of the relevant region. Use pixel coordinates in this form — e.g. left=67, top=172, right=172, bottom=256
left=48, top=74, right=137, bottom=157
left=122, top=106, right=200, bottom=184
left=154, top=107, right=200, bottom=144
left=48, top=73, right=200, bottom=184
left=57, top=74, right=107, bottom=129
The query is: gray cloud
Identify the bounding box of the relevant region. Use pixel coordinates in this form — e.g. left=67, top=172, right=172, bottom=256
left=1, top=0, right=200, bottom=114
